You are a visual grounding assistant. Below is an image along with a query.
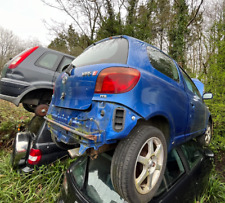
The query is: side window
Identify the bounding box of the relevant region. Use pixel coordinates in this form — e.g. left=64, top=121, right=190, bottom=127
left=180, top=68, right=201, bottom=98
left=36, top=52, right=59, bottom=70
left=57, top=56, right=74, bottom=72
left=147, top=46, right=179, bottom=81
left=180, top=142, right=203, bottom=169
left=154, top=149, right=185, bottom=196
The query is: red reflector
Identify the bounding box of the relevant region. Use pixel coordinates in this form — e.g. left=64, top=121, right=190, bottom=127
left=28, top=148, right=42, bottom=165
left=9, top=46, right=39, bottom=69
left=95, top=67, right=140, bottom=94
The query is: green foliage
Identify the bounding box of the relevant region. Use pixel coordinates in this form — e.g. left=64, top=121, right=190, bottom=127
left=203, top=10, right=225, bottom=151
left=196, top=172, right=225, bottom=203
left=0, top=100, right=32, bottom=147
left=168, top=0, right=189, bottom=68
left=0, top=151, right=73, bottom=202
left=48, top=25, right=90, bottom=57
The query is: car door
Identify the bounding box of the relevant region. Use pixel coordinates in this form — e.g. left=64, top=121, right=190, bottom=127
left=179, top=68, right=207, bottom=138
left=151, top=147, right=195, bottom=203
left=180, top=141, right=212, bottom=199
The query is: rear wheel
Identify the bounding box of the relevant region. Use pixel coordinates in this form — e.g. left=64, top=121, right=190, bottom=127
left=111, top=125, right=167, bottom=203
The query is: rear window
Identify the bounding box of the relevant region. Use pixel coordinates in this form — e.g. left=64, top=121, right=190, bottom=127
left=71, top=153, right=125, bottom=203
left=147, top=46, right=179, bottom=82
left=180, top=141, right=203, bottom=169
left=36, top=52, right=59, bottom=70
left=72, top=38, right=128, bottom=67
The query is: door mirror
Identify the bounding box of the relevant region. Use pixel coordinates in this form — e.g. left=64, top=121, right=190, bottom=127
left=203, top=93, right=213, bottom=100
left=204, top=148, right=214, bottom=158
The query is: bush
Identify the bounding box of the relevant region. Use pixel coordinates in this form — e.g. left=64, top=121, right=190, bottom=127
left=205, top=99, right=225, bottom=152
left=196, top=171, right=225, bottom=203
left=0, top=100, right=32, bottom=148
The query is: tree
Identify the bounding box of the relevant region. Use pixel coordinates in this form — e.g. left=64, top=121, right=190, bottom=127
left=48, top=25, right=89, bottom=56
left=168, top=0, right=189, bottom=68
left=0, top=27, right=21, bottom=71
left=0, top=26, right=41, bottom=72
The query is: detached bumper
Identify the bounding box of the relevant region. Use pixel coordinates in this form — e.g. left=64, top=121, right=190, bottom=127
left=46, top=101, right=141, bottom=154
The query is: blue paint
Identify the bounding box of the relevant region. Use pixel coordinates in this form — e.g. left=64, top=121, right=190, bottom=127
left=46, top=35, right=211, bottom=154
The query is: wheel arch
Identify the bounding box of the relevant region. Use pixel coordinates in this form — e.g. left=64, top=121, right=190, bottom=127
left=137, top=115, right=171, bottom=147
left=20, top=87, right=53, bottom=105
left=208, top=115, right=213, bottom=124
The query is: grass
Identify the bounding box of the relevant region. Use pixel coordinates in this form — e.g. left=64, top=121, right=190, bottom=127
left=0, top=100, right=32, bottom=148
left=0, top=100, right=225, bottom=202
left=0, top=150, right=73, bottom=202
left=196, top=171, right=225, bottom=203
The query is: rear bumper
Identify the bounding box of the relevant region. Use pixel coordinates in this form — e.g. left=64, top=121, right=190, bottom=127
left=0, top=93, right=20, bottom=106
left=0, top=78, right=30, bottom=105
left=46, top=101, right=141, bottom=154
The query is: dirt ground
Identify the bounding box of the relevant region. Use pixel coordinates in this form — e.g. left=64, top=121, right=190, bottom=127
left=215, top=150, right=225, bottom=181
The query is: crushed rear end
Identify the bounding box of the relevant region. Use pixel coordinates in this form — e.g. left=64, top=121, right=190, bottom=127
left=46, top=36, right=142, bottom=155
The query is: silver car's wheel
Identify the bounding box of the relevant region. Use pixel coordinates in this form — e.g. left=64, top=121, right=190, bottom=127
left=111, top=125, right=167, bottom=203
left=204, top=124, right=212, bottom=145
left=197, top=121, right=212, bottom=146
left=135, top=137, right=164, bottom=194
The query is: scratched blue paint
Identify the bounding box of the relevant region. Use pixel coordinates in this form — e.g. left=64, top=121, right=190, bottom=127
left=46, top=35, right=212, bottom=154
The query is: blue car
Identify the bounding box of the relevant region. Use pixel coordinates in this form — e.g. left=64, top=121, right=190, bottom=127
left=46, top=35, right=213, bottom=203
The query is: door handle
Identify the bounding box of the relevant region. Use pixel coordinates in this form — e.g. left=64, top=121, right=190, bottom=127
left=191, top=103, right=195, bottom=108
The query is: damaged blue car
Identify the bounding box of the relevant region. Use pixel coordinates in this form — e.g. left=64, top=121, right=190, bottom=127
left=45, top=35, right=213, bottom=203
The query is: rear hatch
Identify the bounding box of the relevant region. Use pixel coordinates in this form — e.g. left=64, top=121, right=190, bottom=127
left=52, top=37, right=129, bottom=110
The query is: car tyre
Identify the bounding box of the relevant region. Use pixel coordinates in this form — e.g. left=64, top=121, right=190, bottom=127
left=197, top=121, right=212, bottom=146
left=111, top=125, right=167, bottom=203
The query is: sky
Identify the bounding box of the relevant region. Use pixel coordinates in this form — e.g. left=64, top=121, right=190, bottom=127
left=0, top=0, right=71, bottom=46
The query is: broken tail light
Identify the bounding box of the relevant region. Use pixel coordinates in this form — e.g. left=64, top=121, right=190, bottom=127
left=95, top=67, right=140, bottom=94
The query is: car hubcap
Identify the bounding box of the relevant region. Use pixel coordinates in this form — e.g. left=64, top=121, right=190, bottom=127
left=134, top=137, right=164, bottom=194
left=205, top=125, right=211, bottom=144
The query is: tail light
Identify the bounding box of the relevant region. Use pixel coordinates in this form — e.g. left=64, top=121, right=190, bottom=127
left=95, top=67, right=140, bottom=94
left=28, top=148, right=42, bottom=165
left=9, top=46, right=39, bottom=69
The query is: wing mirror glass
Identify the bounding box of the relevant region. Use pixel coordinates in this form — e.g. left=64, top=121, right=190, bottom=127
left=203, top=93, right=213, bottom=100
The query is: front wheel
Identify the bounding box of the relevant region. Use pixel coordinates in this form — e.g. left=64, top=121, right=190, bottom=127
left=197, top=122, right=212, bottom=146
left=111, top=125, right=167, bottom=203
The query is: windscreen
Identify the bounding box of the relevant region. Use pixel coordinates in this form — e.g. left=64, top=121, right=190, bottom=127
left=71, top=38, right=128, bottom=68
left=72, top=153, right=125, bottom=203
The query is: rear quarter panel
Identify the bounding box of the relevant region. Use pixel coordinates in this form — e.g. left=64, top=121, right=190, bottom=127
left=93, top=38, right=190, bottom=146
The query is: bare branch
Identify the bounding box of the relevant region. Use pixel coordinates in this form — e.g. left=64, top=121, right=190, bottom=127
left=186, top=0, right=204, bottom=28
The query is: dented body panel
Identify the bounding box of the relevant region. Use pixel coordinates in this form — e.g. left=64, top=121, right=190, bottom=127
left=47, top=101, right=140, bottom=154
